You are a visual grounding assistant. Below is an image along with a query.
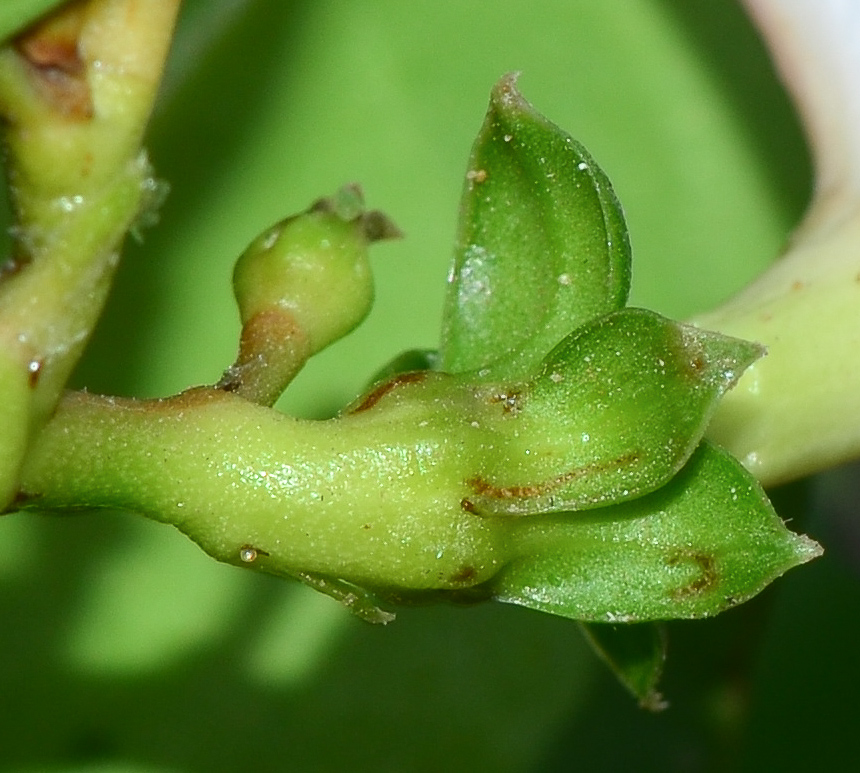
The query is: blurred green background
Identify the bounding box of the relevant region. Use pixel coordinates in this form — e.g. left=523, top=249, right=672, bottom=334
left=3, top=0, right=859, bottom=770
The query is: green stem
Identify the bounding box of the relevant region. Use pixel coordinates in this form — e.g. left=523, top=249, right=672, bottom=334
left=697, top=0, right=860, bottom=486
left=17, top=386, right=510, bottom=592
left=0, top=0, right=180, bottom=507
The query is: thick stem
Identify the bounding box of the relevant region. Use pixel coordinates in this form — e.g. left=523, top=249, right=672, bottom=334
left=0, top=0, right=180, bottom=507
left=16, top=387, right=508, bottom=592
left=697, top=0, right=860, bottom=486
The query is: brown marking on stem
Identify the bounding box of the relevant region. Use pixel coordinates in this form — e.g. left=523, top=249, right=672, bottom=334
left=27, top=359, right=43, bottom=388
left=460, top=498, right=478, bottom=514
left=0, top=255, right=30, bottom=280
left=466, top=451, right=641, bottom=502
left=6, top=490, right=43, bottom=511
left=488, top=389, right=522, bottom=415
left=667, top=551, right=718, bottom=599
left=216, top=308, right=309, bottom=404
left=450, top=565, right=478, bottom=584
left=15, top=1, right=93, bottom=119
left=349, top=371, right=429, bottom=414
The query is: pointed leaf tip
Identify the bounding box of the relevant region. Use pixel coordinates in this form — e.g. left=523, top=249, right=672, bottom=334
left=493, top=441, right=822, bottom=623
left=469, top=309, right=765, bottom=516
left=440, top=74, right=632, bottom=380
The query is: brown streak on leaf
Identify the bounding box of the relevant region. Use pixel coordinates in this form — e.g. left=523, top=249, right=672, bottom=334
left=667, top=551, right=718, bottom=599
left=466, top=451, right=641, bottom=501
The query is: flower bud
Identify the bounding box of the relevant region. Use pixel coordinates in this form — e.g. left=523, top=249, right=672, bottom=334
left=223, top=185, right=400, bottom=404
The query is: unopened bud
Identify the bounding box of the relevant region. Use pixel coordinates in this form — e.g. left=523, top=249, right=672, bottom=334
left=222, top=185, right=400, bottom=405
left=233, top=184, right=400, bottom=353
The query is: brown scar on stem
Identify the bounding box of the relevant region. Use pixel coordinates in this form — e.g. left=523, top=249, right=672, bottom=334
left=15, top=1, right=93, bottom=119
left=4, top=490, right=43, bottom=513
left=449, top=565, right=478, bottom=583
left=466, top=451, right=641, bottom=502
left=488, top=389, right=522, bottom=414
left=216, top=308, right=308, bottom=398
left=667, top=551, right=718, bottom=599
left=28, top=359, right=43, bottom=388
left=348, top=371, right=429, bottom=414
left=0, top=255, right=30, bottom=280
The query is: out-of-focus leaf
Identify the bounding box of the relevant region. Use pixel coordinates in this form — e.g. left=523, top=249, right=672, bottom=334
left=493, top=441, right=822, bottom=621
left=469, top=308, right=763, bottom=515
left=439, top=74, right=631, bottom=381
left=579, top=622, right=667, bottom=710
left=0, top=0, right=65, bottom=44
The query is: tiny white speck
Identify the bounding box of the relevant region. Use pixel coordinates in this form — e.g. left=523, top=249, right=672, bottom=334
left=577, top=161, right=588, bottom=171
left=261, top=229, right=279, bottom=250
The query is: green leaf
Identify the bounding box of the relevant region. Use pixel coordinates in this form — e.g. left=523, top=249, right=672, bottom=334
left=439, top=73, right=632, bottom=381
left=0, top=0, right=66, bottom=45
left=579, top=622, right=667, bottom=710
left=493, top=441, right=822, bottom=622
left=468, top=308, right=763, bottom=515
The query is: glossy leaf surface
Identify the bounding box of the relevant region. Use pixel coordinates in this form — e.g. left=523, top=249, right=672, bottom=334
left=439, top=74, right=631, bottom=381
left=494, top=442, right=822, bottom=622
left=470, top=308, right=763, bottom=514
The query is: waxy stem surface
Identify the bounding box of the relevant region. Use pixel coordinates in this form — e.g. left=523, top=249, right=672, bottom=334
left=19, top=385, right=511, bottom=591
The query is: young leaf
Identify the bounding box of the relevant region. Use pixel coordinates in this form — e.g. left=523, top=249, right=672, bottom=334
left=492, top=441, right=822, bottom=621
left=439, top=74, right=631, bottom=381
left=468, top=308, right=764, bottom=514
left=579, top=622, right=667, bottom=711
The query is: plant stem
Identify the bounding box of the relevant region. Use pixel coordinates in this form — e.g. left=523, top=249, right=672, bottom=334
left=698, top=0, right=860, bottom=486
left=0, top=0, right=180, bottom=507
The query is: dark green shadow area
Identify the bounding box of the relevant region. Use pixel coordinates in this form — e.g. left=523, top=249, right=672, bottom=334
left=738, top=463, right=860, bottom=772
left=0, top=511, right=594, bottom=773
left=536, top=473, right=860, bottom=773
